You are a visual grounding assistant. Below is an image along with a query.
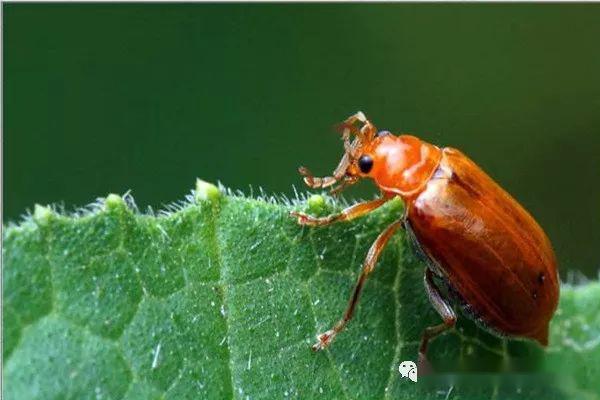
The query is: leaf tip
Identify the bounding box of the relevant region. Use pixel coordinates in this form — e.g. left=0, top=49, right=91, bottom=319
left=33, top=204, right=53, bottom=225
left=307, top=194, right=326, bottom=214
left=195, top=179, right=221, bottom=202
left=104, top=193, right=126, bottom=211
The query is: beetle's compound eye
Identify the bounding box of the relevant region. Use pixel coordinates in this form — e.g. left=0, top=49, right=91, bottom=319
left=358, top=155, right=373, bottom=174
left=375, top=130, right=391, bottom=138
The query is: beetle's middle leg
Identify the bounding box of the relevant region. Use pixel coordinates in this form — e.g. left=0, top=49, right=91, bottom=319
left=291, top=197, right=387, bottom=227
left=312, top=219, right=403, bottom=351
left=419, top=268, right=457, bottom=371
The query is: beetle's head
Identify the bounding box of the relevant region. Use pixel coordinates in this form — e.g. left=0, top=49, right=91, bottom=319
left=298, top=111, right=381, bottom=194
left=299, top=111, right=442, bottom=196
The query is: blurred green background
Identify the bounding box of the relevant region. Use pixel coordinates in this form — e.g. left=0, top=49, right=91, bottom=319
left=4, top=4, right=600, bottom=276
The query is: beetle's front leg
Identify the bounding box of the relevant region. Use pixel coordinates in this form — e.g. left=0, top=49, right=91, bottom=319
left=291, top=197, right=387, bottom=227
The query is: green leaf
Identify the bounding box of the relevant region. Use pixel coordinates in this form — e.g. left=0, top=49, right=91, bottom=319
left=3, top=187, right=599, bottom=399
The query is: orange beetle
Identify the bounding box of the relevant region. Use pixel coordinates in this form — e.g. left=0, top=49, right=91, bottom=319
left=292, top=112, right=559, bottom=367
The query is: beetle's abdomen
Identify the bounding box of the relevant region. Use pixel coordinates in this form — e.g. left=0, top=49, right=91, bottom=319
left=407, top=148, right=559, bottom=345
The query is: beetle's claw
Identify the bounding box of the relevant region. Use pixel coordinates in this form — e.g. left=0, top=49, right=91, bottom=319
left=311, top=329, right=336, bottom=352
left=290, top=210, right=324, bottom=226
left=290, top=210, right=308, bottom=225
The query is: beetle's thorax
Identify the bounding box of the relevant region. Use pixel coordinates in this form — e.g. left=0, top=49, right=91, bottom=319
left=369, top=135, right=442, bottom=197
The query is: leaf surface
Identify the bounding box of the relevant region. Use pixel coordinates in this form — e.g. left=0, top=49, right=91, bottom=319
left=3, top=190, right=599, bottom=399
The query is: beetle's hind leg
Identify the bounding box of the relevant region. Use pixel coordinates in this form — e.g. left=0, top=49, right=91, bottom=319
left=312, top=219, right=403, bottom=351
left=419, top=268, right=457, bottom=372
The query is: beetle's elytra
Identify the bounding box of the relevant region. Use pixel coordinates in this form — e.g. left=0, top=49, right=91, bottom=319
left=292, top=112, right=559, bottom=368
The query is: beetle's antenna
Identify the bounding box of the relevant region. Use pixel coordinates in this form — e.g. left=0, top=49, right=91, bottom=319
left=330, top=176, right=358, bottom=195
left=336, top=111, right=376, bottom=144
left=298, top=111, right=374, bottom=193
left=298, top=166, right=337, bottom=189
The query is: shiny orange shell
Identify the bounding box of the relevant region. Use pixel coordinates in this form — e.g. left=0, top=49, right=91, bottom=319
left=404, top=147, right=559, bottom=345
